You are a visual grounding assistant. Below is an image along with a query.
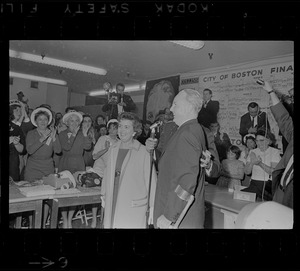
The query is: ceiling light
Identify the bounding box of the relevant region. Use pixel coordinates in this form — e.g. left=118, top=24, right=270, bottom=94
left=169, top=41, right=205, bottom=50
left=10, top=71, right=67, bottom=86
left=89, top=90, right=106, bottom=96
left=89, top=83, right=146, bottom=96
left=9, top=49, right=107, bottom=75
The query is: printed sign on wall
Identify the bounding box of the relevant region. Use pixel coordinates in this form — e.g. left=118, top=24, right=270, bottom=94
left=180, top=55, right=294, bottom=149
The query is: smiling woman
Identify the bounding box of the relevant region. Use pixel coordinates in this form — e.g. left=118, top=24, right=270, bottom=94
left=101, top=112, right=157, bottom=228
left=24, top=107, right=61, bottom=183
left=57, top=111, right=93, bottom=228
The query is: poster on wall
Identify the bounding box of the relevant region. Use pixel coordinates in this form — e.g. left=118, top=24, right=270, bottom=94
left=180, top=55, right=294, bottom=150
left=143, top=75, right=180, bottom=123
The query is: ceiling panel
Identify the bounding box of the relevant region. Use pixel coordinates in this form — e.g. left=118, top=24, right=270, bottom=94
left=9, top=40, right=294, bottom=97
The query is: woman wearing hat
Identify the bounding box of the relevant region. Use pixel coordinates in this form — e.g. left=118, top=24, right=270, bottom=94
left=90, top=119, right=119, bottom=228
left=58, top=111, right=92, bottom=228
left=10, top=99, right=35, bottom=137
left=9, top=100, right=26, bottom=182
left=101, top=113, right=157, bottom=228
left=242, top=129, right=281, bottom=200
left=24, top=107, right=61, bottom=182
left=58, top=111, right=91, bottom=172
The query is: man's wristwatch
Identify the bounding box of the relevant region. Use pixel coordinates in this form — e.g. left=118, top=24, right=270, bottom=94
left=268, top=90, right=274, bottom=94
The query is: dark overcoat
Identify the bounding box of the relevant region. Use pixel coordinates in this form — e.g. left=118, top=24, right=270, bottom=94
left=197, top=100, right=219, bottom=128
left=153, top=119, right=207, bottom=228
left=271, top=102, right=293, bottom=208
left=239, top=111, right=270, bottom=141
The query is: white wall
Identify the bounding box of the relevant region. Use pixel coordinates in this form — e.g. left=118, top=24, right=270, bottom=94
left=46, top=84, right=68, bottom=114
left=69, top=92, right=86, bottom=107
left=10, top=77, right=47, bottom=109
left=9, top=77, right=69, bottom=112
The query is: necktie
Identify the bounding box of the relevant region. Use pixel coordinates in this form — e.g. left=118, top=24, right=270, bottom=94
left=251, top=117, right=254, bottom=128
left=281, top=163, right=293, bottom=188
left=280, top=155, right=293, bottom=190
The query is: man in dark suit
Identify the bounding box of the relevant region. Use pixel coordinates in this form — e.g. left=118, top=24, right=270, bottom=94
left=197, top=88, right=219, bottom=128
left=239, top=102, right=270, bottom=143
left=280, top=88, right=294, bottom=154
left=261, top=81, right=293, bottom=209
left=147, top=118, right=220, bottom=177
left=102, top=82, right=136, bottom=120
left=151, top=89, right=208, bottom=228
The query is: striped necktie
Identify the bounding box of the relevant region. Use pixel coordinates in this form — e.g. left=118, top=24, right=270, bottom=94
left=280, top=155, right=293, bottom=190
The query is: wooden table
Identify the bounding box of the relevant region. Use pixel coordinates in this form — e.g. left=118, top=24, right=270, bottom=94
left=9, top=185, right=47, bottom=229
left=48, top=187, right=102, bottom=229
left=204, top=184, right=252, bottom=229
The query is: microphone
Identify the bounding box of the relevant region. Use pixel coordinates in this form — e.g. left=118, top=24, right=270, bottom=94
left=150, top=120, right=163, bottom=130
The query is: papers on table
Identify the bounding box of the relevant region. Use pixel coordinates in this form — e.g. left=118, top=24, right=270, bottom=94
left=14, top=180, right=43, bottom=187
left=18, top=185, right=55, bottom=197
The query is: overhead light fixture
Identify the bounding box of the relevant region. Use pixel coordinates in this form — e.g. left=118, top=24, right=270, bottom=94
left=9, top=49, right=107, bottom=75
left=89, top=90, right=106, bottom=96
left=89, top=83, right=146, bottom=96
left=10, top=71, right=67, bottom=86
left=169, top=41, right=205, bottom=50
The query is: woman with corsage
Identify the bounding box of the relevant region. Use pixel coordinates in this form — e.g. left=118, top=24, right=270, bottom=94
left=101, top=112, right=157, bottom=228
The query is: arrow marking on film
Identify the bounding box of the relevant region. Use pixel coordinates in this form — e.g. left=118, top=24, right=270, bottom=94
left=41, top=257, right=55, bottom=269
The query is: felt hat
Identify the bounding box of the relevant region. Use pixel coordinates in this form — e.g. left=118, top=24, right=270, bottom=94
left=17, top=91, right=24, bottom=97
left=30, top=107, right=53, bottom=127
left=62, top=111, right=83, bottom=124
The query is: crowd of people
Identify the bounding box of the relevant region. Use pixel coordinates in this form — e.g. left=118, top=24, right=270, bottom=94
left=9, top=80, right=293, bottom=229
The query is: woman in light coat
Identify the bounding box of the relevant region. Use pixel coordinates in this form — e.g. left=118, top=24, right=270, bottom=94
left=101, top=112, right=157, bottom=228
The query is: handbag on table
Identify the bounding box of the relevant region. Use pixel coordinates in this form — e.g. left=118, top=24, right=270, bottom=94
left=73, top=170, right=102, bottom=188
